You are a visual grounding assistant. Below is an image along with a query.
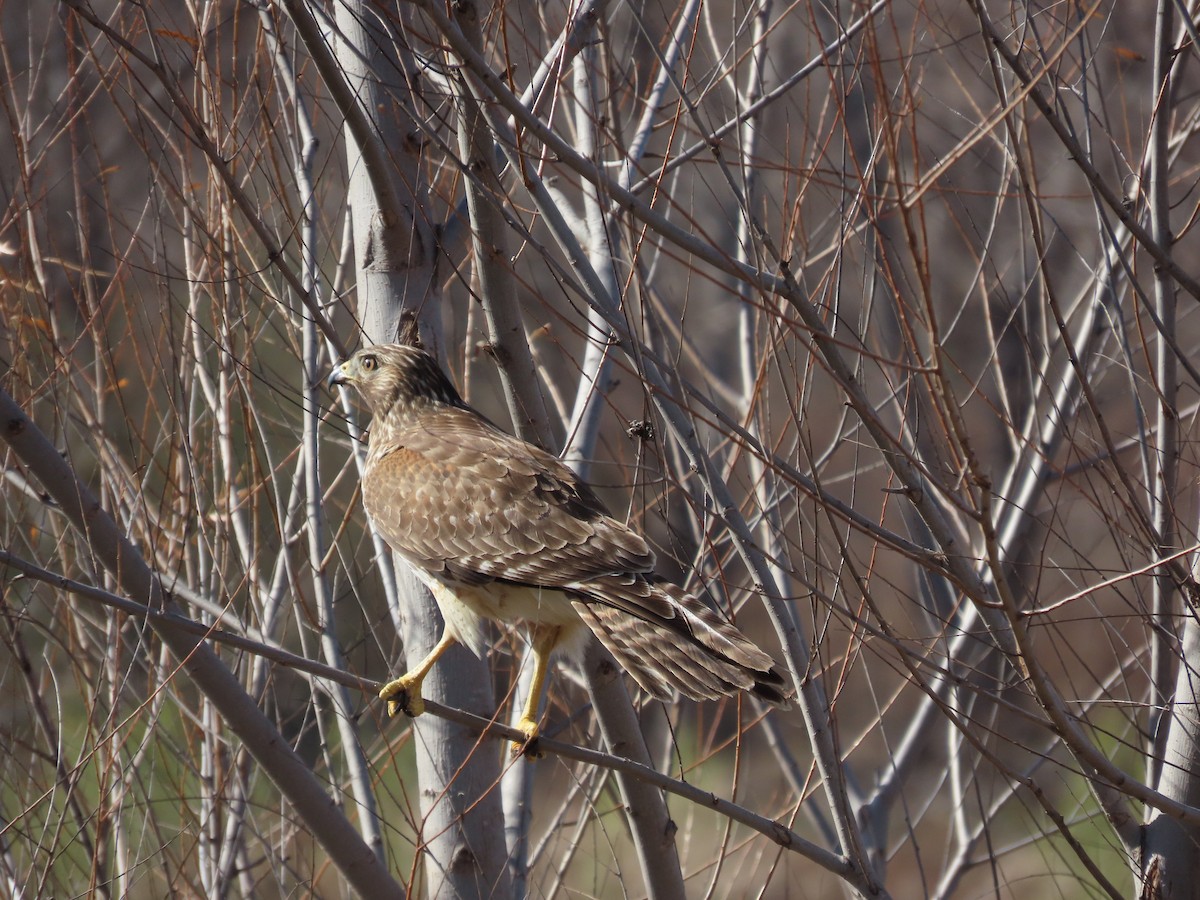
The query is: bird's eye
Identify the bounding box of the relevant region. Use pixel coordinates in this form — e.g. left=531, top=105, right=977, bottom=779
left=360, top=354, right=378, bottom=372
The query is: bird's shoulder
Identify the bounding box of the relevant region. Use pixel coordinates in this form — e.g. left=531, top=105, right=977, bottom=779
left=361, top=404, right=657, bottom=582
left=367, top=406, right=603, bottom=512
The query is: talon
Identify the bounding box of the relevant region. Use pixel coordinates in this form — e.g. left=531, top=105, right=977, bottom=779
left=379, top=676, right=425, bottom=718
left=513, top=716, right=543, bottom=760
left=377, top=632, right=455, bottom=719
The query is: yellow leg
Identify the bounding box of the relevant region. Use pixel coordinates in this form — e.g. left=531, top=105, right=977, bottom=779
left=514, top=626, right=561, bottom=759
left=379, top=629, right=457, bottom=718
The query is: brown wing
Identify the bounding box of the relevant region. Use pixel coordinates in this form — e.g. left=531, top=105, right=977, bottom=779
left=569, top=574, right=790, bottom=707
left=362, top=406, right=655, bottom=587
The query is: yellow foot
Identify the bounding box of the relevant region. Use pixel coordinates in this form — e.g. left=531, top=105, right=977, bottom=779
left=379, top=675, right=425, bottom=718
left=513, top=715, right=543, bottom=760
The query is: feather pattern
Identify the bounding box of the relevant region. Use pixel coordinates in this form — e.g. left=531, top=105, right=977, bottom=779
left=332, top=343, right=790, bottom=709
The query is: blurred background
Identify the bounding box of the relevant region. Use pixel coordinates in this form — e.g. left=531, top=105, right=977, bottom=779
left=0, top=1, right=1196, bottom=897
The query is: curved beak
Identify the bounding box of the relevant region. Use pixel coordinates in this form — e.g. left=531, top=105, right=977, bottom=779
left=327, top=358, right=353, bottom=389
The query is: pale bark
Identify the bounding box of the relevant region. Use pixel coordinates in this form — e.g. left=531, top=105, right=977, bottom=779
left=0, top=389, right=405, bottom=898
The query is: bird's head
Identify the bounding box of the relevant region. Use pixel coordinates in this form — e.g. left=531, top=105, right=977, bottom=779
left=329, top=344, right=463, bottom=419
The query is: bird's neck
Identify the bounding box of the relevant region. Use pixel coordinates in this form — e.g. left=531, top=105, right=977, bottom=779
left=365, top=398, right=443, bottom=458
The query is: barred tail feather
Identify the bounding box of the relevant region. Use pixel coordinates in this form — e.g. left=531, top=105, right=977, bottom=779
left=570, top=576, right=791, bottom=708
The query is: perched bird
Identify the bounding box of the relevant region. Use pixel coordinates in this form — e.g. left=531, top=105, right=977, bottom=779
left=330, top=343, right=789, bottom=754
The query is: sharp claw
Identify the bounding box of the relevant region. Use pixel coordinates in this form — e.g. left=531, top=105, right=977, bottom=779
left=514, top=717, right=543, bottom=760
left=515, top=737, right=543, bottom=760
left=386, top=695, right=411, bottom=718
left=379, top=678, right=425, bottom=718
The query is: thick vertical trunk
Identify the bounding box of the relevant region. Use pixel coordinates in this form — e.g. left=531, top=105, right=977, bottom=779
left=329, top=2, right=512, bottom=894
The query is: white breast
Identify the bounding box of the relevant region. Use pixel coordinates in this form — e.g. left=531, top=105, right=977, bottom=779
left=411, top=568, right=586, bottom=659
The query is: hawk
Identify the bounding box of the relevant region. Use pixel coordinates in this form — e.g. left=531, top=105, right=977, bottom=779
left=330, top=343, right=789, bottom=753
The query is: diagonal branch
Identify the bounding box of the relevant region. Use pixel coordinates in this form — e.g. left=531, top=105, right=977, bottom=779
left=0, top=389, right=405, bottom=898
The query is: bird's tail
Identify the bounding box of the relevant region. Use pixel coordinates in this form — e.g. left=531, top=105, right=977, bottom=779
left=570, top=574, right=791, bottom=708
